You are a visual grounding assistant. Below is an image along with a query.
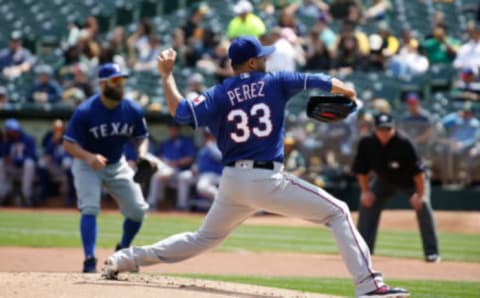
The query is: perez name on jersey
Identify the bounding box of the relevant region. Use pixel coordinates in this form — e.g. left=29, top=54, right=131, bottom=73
left=227, top=80, right=265, bottom=106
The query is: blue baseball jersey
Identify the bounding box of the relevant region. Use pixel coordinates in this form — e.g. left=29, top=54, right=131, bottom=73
left=157, top=136, right=196, bottom=170
left=44, top=136, right=70, bottom=165
left=5, top=132, right=37, bottom=166
left=64, top=94, right=148, bottom=164
left=174, top=71, right=332, bottom=164
left=197, top=144, right=223, bottom=175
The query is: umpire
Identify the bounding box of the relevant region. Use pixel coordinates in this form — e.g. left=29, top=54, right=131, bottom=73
left=352, top=112, right=440, bottom=262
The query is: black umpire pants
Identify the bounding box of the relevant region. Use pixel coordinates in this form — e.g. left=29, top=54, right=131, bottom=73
left=357, top=176, right=439, bottom=257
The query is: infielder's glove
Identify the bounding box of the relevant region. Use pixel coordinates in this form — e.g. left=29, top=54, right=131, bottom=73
left=133, top=153, right=158, bottom=185
left=306, top=95, right=357, bottom=123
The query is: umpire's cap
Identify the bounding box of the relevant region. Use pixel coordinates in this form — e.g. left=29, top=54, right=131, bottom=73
left=374, top=113, right=394, bottom=128
left=98, top=63, right=129, bottom=81
left=228, top=36, right=275, bottom=66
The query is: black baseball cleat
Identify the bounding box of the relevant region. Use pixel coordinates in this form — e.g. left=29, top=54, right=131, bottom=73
left=359, top=285, right=410, bottom=297
left=82, top=256, right=97, bottom=273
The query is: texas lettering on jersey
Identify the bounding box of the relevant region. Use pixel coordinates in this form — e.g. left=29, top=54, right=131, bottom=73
left=88, top=122, right=134, bottom=139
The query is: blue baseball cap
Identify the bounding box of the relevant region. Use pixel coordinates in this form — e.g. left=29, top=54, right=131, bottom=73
left=228, top=36, right=275, bottom=66
left=5, top=118, right=21, bottom=132
left=98, top=63, right=129, bottom=81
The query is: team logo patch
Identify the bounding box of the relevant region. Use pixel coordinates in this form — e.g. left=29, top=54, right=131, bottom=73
left=193, top=95, right=206, bottom=106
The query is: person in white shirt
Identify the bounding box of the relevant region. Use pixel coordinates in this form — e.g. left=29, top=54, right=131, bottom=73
left=453, top=24, right=480, bottom=71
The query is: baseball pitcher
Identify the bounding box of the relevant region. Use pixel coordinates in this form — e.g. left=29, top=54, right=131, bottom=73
left=103, top=37, right=409, bottom=298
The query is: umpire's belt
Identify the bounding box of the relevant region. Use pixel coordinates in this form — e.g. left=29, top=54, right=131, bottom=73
left=226, top=160, right=284, bottom=171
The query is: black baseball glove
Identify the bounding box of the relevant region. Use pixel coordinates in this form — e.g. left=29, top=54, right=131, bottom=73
left=133, top=154, right=158, bottom=185
left=306, top=94, right=357, bottom=123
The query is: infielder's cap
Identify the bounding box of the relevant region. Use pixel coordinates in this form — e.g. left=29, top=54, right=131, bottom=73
left=98, top=63, right=129, bottom=81
left=374, top=112, right=394, bottom=128
left=5, top=118, right=21, bottom=132
left=228, top=36, right=275, bottom=66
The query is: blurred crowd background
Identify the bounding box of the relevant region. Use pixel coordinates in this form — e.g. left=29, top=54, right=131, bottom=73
left=1, top=0, right=480, bottom=209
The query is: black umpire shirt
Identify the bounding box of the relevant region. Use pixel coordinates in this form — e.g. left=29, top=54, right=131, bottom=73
left=352, top=132, right=425, bottom=188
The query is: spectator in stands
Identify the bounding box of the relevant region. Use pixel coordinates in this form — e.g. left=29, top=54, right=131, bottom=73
left=390, top=38, right=429, bottom=77
left=376, top=22, right=400, bottom=57
left=38, top=119, right=75, bottom=206
left=312, top=13, right=337, bottom=51
left=27, top=65, right=63, bottom=104
left=133, top=34, right=163, bottom=72
left=108, top=26, right=129, bottom=62
left=185, top=73, right=206, bottom=100
left=333, top=28, right=364, bottom=73
left=0, top=86, right=12, bottom=110
left=453, top=23, right=480, bottom=72
left=451, top=67, right=480, bottom=102
left=266, top=27, right=305, bottom=72
left=437, top=102, right=480, bottom=183
left=0, top=31, right=35, bottom=80
left=127, top=19, right=153, bottom=66
left=364, top=0, right=390, bottom=22
left=329, top=0, right=359, bottom=21
left=366, top=21, right=400, bottom=71
left=277, top=6, right=307, bottom=36
left=398, top=93, right=436, bottom=157
left=366, top=34, right=387, bottom=71
left=81, top=16, right=100, bottom=41
left=227, top=0, right=266, bottom=40
left=304, top=27, right=333, bottom=70
left=195, top=130, right=223, bottom=202
left=171, top=28, right=188, bottom=67
left=62, top=63, right=94, bottom=106
left=0, top=119, right=37, bottom=206
left=147, top=123, right=196, bottom=211
left=196, top=39, right=233, bottom=83
left=181, top=3, right=210, bottom=42
left=284, top=136, right=306, bottom=178
left=422, top=24, right=460, bottom=64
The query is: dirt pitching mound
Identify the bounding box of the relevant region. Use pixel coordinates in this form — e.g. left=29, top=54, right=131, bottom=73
left=0, top=272, right=340, bottom=298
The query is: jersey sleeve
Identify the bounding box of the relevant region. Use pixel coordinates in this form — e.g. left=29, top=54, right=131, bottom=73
left=174, top=87, right=217, bottom=129
left=352, top=138, right=370, bottom=174
left=132, top=108, right=149, bottom=139
left=64, top=109, right=87, bottom=144
left=277, top=72, right=333, bottom=99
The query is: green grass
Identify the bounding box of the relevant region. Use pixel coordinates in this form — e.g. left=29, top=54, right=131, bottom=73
left=0, top=211, right=479, bottom=262
left=173, top=274, right=480, bottom=298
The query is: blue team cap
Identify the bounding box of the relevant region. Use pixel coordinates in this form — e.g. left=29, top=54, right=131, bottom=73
left=98, top=63, right=129, bottom=81
left=228, top=36, right=275, bottom=66
left=5, top=118, right=21, bottom=132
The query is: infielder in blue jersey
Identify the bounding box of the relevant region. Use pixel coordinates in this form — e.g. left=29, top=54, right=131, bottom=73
left=63, top=63, right=149, bottom=273
left=103, top=37, right=409, bottom=297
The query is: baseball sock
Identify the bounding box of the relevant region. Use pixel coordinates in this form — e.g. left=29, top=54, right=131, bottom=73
left=120, top=218, right=142, bottom=248
left=80, top=214, right=97, bottom=258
